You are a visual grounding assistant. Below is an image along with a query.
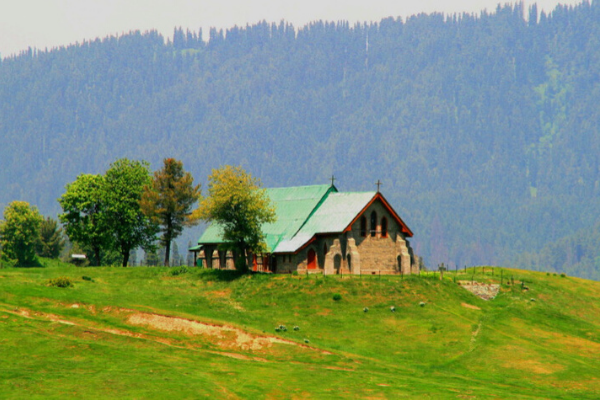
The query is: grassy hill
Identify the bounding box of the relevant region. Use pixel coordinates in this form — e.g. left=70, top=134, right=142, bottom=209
left=1, top=261, right=599, bottom=399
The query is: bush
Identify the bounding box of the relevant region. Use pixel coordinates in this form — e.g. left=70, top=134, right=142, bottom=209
left=293, top=326, right=300, bottom=331
left=82, top=276, right=94, bottom=282
left=390, top=306, right=396, bottom=312
left=560, top=273, right=566, bottom=278
left=332, top=293, right=342, bottom=301
left=363, top=307, right=369, bottom=312
left=170, top=266, right=189, bottom=276
left=419, top=302, right=426, bottom=307
left=47, top=277, right=73, bottom=288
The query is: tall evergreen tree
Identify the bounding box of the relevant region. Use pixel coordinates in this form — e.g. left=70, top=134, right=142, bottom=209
left=140, top=158, right=201, bottom=266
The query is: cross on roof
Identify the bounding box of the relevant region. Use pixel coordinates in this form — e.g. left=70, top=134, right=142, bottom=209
left=376, top=180, right=382, bottom=192
left=331, top=175, right=336, bottom=187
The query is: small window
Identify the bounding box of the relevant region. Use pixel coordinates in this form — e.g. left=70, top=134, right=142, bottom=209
left=360, top=216, right=367, bottom=237
left=381, top=217, right=388, bottom=238
left=370, top=211, right=377, bottom=237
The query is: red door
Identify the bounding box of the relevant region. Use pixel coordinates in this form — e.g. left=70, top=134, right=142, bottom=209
left=307, top=249, right=317, bottom=270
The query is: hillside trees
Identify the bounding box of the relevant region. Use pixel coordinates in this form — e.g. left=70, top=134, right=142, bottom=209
left=194, top=166, right=276, bottom=272
left=59, top=159, right=158, bottom=266
left=0, top=201, right=43, bottom=266
left=140, top=158, right=201, bottom=266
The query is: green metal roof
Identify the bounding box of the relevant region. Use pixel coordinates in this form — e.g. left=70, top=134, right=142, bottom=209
left=274, top=192, right=376, bottom=252
left=197, top=184, right=336, bottom=252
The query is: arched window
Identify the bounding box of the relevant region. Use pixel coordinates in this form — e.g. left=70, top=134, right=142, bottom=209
left=370, top=211, right=377, bottom=237
left=360, top=216, right=367, bottom=237
left=307, top=249, right=317, bottom=270
left=381, top=217, right=388, bottom=238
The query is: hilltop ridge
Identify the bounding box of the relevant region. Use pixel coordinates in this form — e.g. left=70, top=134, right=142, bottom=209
left=1, top=262, right=599, bottom=398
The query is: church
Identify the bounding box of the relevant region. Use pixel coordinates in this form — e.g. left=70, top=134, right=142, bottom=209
left=189, top=183, right=418, bottom=275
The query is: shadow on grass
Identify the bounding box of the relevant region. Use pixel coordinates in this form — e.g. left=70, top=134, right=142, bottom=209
left=197, top=268, right=247, bottom=282
left=1, top=258, right=45, bottom=268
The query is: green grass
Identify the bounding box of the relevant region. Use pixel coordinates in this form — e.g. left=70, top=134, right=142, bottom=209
left=1, top=261, right=599, bottom=398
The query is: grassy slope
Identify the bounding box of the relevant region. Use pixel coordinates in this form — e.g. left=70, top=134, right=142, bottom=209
left=1, top=261, right=599, bottom=399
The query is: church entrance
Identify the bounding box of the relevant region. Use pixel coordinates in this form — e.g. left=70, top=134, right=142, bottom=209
left=334, top=254, right=342, bottom=274
left=307, top=249, right=317, bottom=270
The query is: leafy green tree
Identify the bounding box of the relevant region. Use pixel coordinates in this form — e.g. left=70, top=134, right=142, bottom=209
left=194, top=166, right=276, bottom=272
left=58, top=174, right=108, bottom=266
left=140, top=158, right=201, bottom=266
left=0, top=201, right=43, bottom=266
left=103, top=159, right=158, bottom=267
left=36, top=217, right=65, bottom=258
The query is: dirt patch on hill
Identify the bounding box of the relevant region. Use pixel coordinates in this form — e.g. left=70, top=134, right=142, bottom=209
left=127, top=311, right=305, bottom=351
left=3, top=304, right=331, bottom=356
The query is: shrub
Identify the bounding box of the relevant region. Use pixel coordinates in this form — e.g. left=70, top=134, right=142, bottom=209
left=47, top=277, right=73, bottom=288
left=304, top=339, right=310, bottom=344
left=363, top=307, right=369, bottom=312
left=275, top=325, right=287, bottom=332
left=332, top=293, right=342, bottom=301
left=419, top=302, right=426, bottom=307
left=170, top=266, right=189, bottom=276
left=293, top=326, right=300, bottom=331
left=560, top=273, right=566, bottom=278
left=82, top=276, right=94, bottom=282
left=390, top=306, right=396, bottom=312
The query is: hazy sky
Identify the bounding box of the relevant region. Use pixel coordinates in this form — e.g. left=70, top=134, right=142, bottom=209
left=0, top=0, right=584, bottom=57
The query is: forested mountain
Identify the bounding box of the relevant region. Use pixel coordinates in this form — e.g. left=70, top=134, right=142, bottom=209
left=1, top=2, right=600, bottom=277
left=515, top=222, right=600, bottom=280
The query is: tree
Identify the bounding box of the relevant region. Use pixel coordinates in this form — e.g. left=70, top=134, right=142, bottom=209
left=103, top=159, right=158, bottom=267
left=140, top=158, right=201, bottom=266
left=0, top=201, right=43, bottom=266
left=36, top=217, right=65, bottom=258
left=58, top=174, right=108, bottom=266
left=194, top=166, right=276, bottom=272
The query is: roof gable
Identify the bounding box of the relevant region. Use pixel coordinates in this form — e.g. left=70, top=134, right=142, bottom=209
left=343, top=192, right=413, bottom=237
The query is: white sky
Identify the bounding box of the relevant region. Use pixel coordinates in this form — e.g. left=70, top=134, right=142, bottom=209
left=0, top=0, right=585, bottom=57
